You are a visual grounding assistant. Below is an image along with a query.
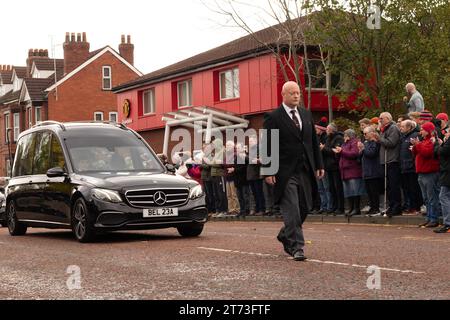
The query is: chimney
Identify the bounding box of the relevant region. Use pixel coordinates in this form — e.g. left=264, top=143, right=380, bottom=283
left=119, top=34, right=134, bottom=65
left=63, top=31, right=90, bottom=75
left=26, top=48, right=49, bottom=77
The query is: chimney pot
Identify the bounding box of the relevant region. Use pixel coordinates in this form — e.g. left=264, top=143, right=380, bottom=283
left=71, top=33, right=75, bottom=42
left=28, top=49, right=34, bottom=57
left=82, top=32, right=87, bottom=42
left=127, top=35, right=131, bottom=44
left=65, top=32, right=70, bottom=42
left=121, top=35, right=125, bottom=44
left=76, top=33, right=81, bottom=42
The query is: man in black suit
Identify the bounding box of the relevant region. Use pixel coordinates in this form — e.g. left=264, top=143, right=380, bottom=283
left=263, top=81, right=324, bottom=261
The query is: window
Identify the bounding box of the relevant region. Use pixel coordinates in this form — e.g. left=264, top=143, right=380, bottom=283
left=12, top=133, right=37, bottom=177
left=35, top=107, right=42, bottom=124
left=4, top=113, right=10, bottom=143
left=220, top=68, right=240, bottom=100
left=102, top=66, right=112, bottom=90
left=177, top=79, right=192, bottom=108
left=305, top=60, right=342, bottom=90
left=49, top=134, right=66, bottom=170
left=13, top=113, right=20, bottom=142
left=94, top=112, right=104, bottom=121
left=143, top=88, right=156, bottom=114
left=109, top=112, right=118, bottom=123
left=33, top=131, right=51, bottom=174
left=27, top=107, right=33, bottom=128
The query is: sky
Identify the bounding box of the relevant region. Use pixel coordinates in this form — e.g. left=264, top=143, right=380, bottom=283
left=0, top=0, right=270, bottom=75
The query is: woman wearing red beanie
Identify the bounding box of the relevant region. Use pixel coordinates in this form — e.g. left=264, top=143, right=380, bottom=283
left=411, top=122, right=441, bottom=228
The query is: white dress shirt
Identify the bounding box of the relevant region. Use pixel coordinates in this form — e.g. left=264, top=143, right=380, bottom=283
left=282, top=103, right=302, bottom=131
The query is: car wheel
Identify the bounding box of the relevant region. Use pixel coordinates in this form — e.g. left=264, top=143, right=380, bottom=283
left=177, top=223, right=204, bottom=237
left=71, top=198, right=96, bottom=243
left=7, top=201, right=27, bottom=236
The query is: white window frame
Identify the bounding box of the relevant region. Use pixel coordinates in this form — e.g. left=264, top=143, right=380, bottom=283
left=4, top=112, right=10, bottom=144
left=102, top=66, right=112, bottom=90
left=27, top=107, right=33, bottom=128
left=94, top=112, right=104, bottom=121
left=219, top=68, right=240, bottom=100
left=177, top=79, right=192, bottom=108
left=109, top=112, right=118, bottom=123
left=35, top=107, right=42, bottom=124
left=13, top=113, right=20, bottom=142
left=143, top=88, right=156, bottom=115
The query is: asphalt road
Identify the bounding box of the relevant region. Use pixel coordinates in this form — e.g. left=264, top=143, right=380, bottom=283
left=0, top=221, right=448, bottom=300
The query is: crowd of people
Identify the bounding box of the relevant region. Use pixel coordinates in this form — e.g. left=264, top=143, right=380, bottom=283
left=315, top=108, right=449, bottom=234
left=160, top=82, right=449, bottom=235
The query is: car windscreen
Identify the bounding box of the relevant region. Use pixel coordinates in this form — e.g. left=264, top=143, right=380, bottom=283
left=64, top=130, right=164, bottom=173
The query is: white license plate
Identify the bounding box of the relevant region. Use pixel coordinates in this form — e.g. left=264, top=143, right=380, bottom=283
left=143, top=208, right=178, bottom=218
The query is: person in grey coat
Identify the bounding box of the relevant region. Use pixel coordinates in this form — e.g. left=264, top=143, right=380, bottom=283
left=379, top=112, right=402, bottom=216
left=403, top=83, right=424, bottom=113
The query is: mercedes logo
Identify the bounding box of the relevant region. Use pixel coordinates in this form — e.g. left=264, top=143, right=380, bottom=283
left=154, top=191, right=167, bottom=206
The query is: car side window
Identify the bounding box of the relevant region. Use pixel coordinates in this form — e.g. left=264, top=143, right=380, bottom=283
left=12, top=133, right=37, bottom=177
left=50, top=134, right=66, bottom=170
left=33, top=131, right=52, bottom=175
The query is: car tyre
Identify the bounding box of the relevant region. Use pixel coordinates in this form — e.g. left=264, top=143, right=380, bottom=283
left=177, top=223, right=204, bottom=237
left=71, top=197, right=96, bottom=243
left=7, top=201, right=27, bottom=236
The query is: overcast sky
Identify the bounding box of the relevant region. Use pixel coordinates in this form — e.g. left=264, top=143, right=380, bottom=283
left=0, top=0, right=271, bottom=75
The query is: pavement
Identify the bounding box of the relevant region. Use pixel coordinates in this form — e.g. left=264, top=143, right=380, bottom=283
left=210, top=213, right=430, bottom=227
left=0, top=221, right=448, bottom=300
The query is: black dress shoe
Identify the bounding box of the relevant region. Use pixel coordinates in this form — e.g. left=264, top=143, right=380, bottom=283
left=277, top=235, right=292, bottom=256
left=293, top=251, right=307, bottom=261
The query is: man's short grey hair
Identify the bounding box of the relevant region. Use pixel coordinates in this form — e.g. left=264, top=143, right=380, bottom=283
left=380, top=112, right=393, bottom=121
left=402, top=120, right=415, bottom=130
left=363, top=126, right=375, bottom=134
left=344, top=129, right=357, bottom=139
left=327, top=123, right=338, bottom=132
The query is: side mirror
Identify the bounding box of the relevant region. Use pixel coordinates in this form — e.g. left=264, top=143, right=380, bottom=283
left=46, top=167, right=68, bottom=178
left=165, top=164, right=176, bottom=173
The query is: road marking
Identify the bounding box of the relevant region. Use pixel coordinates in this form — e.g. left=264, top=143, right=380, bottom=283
left=197, top=247, right=426, bottom=275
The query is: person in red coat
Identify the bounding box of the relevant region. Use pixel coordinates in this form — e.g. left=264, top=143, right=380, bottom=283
left=411, top=121, right=441, bottom=228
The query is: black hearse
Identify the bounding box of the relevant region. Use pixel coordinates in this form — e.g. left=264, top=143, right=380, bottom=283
left=3, top=121, right=207, bottom=242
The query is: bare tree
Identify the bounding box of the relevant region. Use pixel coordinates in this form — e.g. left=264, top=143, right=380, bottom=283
left=204, top=0, right=318, bottom=109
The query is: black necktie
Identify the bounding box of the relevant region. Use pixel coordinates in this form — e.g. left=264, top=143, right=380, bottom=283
left=290, top=110, right=300, bottom=129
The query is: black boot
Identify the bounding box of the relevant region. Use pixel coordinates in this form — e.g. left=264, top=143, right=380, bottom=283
left=349, top=196, right=361, bottom=216
left=346, top=197, right=354, bottom=217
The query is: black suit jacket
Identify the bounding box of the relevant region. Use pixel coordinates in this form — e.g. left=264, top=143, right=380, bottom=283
left=262, top=105, right=324, bottom=205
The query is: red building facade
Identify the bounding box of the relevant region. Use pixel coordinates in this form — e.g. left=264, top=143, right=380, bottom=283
left=113, top=27, right=363, bottom=155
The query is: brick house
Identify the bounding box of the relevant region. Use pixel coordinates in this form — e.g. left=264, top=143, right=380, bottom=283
left=0, top=33, right=143, bottom=175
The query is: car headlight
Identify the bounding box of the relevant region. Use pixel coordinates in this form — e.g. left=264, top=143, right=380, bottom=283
left=92, top=188, right=122, bottom=203
left=189, top=185, right=204, bottom=200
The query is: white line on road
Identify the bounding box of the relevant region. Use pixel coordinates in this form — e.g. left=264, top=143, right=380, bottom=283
left=197, top=247, right=426, bottom=275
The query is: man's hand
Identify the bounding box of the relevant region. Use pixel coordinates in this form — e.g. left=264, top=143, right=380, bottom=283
left=316, top=169, right=325, bottom=179
left=265, top=176, right=276, bottom=185
left=403, top=96, right=408, bottom=102
left=320, top=143, right=325, bottom=150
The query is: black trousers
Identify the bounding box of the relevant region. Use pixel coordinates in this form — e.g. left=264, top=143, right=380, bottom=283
left=385, top=162, right=402, bottom=214
left=401, top=172, right=423, bottom=210
left=203, top=180, right=216, bottom=212
left=365, top=178, right=383, bottom=211
left=211, top=176, right=228, bottom=213
left=327, top=170, right=345, bottom=211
